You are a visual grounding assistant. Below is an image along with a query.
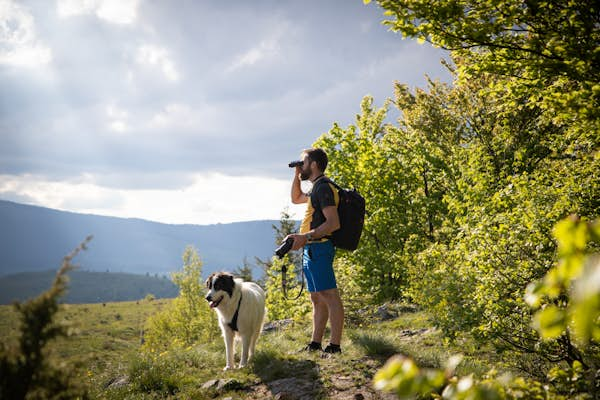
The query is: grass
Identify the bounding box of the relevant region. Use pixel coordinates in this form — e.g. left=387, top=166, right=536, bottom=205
left=0, top=300, right=507, bottom=399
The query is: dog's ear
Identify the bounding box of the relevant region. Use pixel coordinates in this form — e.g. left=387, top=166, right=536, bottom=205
left=205, top=273, right=216, bottom=289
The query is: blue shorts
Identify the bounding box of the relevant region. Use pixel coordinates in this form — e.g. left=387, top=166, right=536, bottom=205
left=303, top=241, right=337, bottom=293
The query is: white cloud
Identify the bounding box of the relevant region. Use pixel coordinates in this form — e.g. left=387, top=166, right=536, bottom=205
left=149, top=103, right=195, bottom=129
left=225, top=19, right=288, bottom=73
left=136, top=44, right=179, bottom=82
left=0, top=0, right=52, bottom=67
left=0, top=173, right=305, bottom=225
left=106, top=103, right=130, bottom=133
left=57, top=0, right=139, bottom=25
left=227, top=39, right=279, bottom=72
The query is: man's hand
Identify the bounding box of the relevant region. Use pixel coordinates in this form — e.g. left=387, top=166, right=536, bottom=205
left=285, top=233, right=308, bottom=251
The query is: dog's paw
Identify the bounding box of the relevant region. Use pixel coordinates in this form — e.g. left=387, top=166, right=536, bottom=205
left=223, top=365, right=233, bottom=371
left=238, top=363, right=247, bottom=369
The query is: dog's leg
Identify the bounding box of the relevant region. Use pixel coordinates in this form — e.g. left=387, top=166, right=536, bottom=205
left=239, top=335, right=251, bottom=368
left=248, top=331, right=259, bottom=362
left=223, top=329, right=235, bottom=371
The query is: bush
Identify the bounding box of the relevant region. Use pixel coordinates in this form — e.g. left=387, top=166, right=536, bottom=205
left=264, top=255, right=311, bottom=321
left=0, top=238, right=91, bottom=400
left=143, top=246, right=219, bottom=351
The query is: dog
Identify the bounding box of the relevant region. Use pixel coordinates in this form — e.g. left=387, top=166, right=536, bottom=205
left=205, top=272, right=266, bottom=370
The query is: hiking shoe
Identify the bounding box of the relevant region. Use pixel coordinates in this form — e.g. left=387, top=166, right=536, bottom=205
left=301, top=342, right=323, bottom=352
left=323, top=344, right=341, bottom=354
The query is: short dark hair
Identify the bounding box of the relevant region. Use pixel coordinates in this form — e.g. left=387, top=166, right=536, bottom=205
left=303, top=148, right=328, bottom=172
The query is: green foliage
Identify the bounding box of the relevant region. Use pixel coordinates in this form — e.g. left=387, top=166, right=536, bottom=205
left=0, top=238, right=91, bottom=400
left=264, top=255, right=311, bottom=321
left=371, top=0, right=599, bottom=137
left=374, top=217, right=600, bottom=399
left=527, top=217, right=600, bottom=347
left=263, top=209, right=311, bottom=321
left=316, top=52, right=598, bottom=373
left=374, top=354, right=452, bottom=399
left=315, top=94, right=449, bottom=302
left=143, top=246, right=219, bottom=351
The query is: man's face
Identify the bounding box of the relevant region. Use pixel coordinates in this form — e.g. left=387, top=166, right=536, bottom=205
left=299, top=155, right=311, bottom=181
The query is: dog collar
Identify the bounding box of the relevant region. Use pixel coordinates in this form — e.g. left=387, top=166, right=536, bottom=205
left=227, top=293, right=242, bottom=332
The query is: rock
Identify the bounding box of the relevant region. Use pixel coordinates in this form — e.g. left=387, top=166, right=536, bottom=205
left=377, top=305, right=397, bottom=321
left=331, top=376, right=355, bottom=391
left=399, top=328, right=429, bottom=337
left=202, top=379, right=219, bottom=390
left=268, top=377, right=316, bottom=400
left=201, top=378, right=244, bottom=393
left=262, top=319, right=294, bottom=332
left=105, top=375, right=129, bottom=389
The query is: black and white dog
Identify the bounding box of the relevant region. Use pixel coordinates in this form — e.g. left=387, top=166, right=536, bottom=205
left=205, top=272, right=266, bottom=370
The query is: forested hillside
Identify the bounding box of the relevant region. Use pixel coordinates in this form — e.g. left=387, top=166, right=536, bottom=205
left=0, top=270, right=178, bottom=304
left=0, top=200, right=280, bottom=278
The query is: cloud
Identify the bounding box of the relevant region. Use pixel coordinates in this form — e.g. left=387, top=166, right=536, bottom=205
left=0, top=1, right=452, bottom=223
left=0, top=0, right=52, bottom=67
left=57, top=0, right=139, bottom=25
left=136, top=44, right=179, bottom=82
left=0, top=172, right=306, bottom=224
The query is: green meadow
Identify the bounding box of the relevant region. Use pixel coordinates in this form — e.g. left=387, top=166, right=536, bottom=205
left=0, top=298, right=504, bottom=399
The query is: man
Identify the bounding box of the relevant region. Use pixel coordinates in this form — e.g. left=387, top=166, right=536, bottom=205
left=286, top=148, right=344, bottom=354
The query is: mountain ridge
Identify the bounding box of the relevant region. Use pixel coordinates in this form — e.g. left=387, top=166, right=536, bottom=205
left=0, top=199, right=284, bottom=278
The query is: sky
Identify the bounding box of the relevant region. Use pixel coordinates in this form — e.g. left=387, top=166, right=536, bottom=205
left=0, top=0, right=451, bottom=225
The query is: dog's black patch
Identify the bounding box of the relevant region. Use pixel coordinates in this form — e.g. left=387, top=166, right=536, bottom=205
left=208, top=272, right=235, bottom=298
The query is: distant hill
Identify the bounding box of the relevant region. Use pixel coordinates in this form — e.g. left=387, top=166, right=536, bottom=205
left=0, top=200, right=286, bottom=278
left=0, top=270, right=179, bottom=304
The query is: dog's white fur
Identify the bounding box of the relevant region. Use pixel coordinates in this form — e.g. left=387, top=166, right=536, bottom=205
left=205, top=273, right=266, bottom=370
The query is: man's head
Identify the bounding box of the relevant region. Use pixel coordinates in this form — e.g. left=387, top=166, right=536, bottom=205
left=299, top=148, right=328, bottom=181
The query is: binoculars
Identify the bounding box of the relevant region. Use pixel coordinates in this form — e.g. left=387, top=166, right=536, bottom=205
left=275, top=237, right=294, bottom=258
left=288, top=160, right=303, bottom=168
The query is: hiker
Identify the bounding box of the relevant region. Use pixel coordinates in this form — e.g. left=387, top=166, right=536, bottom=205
left=285, top=148, right=344, bottom=354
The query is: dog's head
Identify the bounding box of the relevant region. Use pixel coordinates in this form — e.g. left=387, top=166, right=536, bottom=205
left=205, top=272, right=235, bottom=309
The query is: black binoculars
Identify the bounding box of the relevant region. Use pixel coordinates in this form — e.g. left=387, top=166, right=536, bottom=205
left=288, top=160, right=303, bottom=168
left=275, top=237, right=294, bottom=258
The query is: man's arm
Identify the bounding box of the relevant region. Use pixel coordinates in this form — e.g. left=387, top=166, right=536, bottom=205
left=291, top=167, right=308, bottom=204
left=289, top=205, right=340, bottom=250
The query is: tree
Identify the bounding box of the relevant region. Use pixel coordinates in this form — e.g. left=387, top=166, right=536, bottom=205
left=0, top=238, right=92, bottom=400
left=263, top=209, right=310, bottom=320
left=234, top=257, right=254, bottom=282
left=366, top=0, right=599, bottom=136
left=143, top=246, right=219, bottom=350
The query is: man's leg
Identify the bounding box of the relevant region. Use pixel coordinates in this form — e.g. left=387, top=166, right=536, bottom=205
left=319, top=288, right=344, bottom=345
left=311, top=291, right=329, bottom=344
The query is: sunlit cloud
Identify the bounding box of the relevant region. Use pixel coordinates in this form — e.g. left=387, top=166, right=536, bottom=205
left=57, top=0, right=139, bottom=25
left=0, top=173, right=305, bottom=225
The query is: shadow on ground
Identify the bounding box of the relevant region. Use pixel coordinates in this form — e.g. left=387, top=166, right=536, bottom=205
left=251, top=349, right=324, bottom=399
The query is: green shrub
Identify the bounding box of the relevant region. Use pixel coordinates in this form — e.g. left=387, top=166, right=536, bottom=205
left=143, top=246, right=219, bottom=351
left=264, top=255, right=311, bottom=321
left=0, top=238, right=91, bottom=400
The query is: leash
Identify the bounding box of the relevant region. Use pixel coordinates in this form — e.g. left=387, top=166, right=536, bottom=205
left=281, top=262, right=304, bottom=300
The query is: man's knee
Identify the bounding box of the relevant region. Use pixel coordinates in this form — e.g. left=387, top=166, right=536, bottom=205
left=319, top=288, right=340, bottom=300
left=310, top=292, right=324, bottom=304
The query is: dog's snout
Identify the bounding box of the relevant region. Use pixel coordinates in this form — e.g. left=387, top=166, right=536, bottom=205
left=205, top=294, right=212, bottom=302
